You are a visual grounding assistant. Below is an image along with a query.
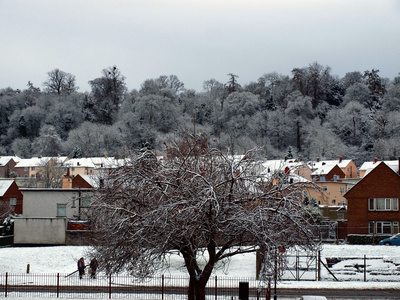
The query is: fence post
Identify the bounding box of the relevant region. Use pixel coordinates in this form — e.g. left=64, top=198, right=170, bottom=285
left=57, top=273, right=60, bottom=298
left=162, top=274, right=164, bottom=300
left=215, top=276, right=217, bottom=300
left=109, top=273, right=112, bottom=299
left=5, top=272, right=8, bottom=298
left=317, top=251, right=321, bottom=281
left=364, top=255, right=367, bottom=282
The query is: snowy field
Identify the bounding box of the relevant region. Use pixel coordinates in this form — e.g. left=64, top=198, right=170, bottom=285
left=1, top=244, right=400, bottom=300
left=1, top=243, right=400, bottom=290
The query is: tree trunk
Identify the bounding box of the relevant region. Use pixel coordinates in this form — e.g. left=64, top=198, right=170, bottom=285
left=187, top=275, right=207, bottom=300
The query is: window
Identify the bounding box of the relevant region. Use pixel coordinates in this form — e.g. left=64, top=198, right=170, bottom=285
left=320, top=176, right=326, bottom=182
left=24, top=167, right=28, bottom=171
left=31, top=167, right=35, bottom=171
left=369, top=198, right=374, bottom=210
left=57, top=204, right=67, bottom=217
left=332, top=200, right=336, bottom=205
left=340, top=187, right=345, bottom=194
left=9, top=198, right=17, bottom=206
left=369, top=221, right=399, bottom=234
left=369, top=198, right=398, bottom=211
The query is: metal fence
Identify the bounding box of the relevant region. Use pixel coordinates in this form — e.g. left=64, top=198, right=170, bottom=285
left=0, top=273, right=269, bottom=299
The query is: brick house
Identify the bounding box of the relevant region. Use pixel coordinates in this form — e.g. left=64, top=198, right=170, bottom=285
left=309, top=158, right=358, bottom=179
left=0, top=156, right=21, bottom=178
left=72, top=174, right=98, bottom=189
left=0, top=179, right=23, bottom=215
left=311, top=164, right=346, bottom=182
left=344, top=162, right=400, bottom=236
left=305, top=181, right=349, bottom=206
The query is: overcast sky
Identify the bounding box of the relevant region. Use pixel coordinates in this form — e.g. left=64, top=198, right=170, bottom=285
left=1, top=0, right=399, bottom=93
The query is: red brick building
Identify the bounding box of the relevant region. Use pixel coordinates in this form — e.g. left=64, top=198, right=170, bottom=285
left=0, top=157, right=20, bottom=178
left=344, top=162, right=400, bottom=236
left=311, top=164, right=346, bottom=182
left=72, top=174, right=96, bottom=188
left=0, top=179, right=23, bottom=215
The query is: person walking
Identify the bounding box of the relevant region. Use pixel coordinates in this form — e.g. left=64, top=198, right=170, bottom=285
left=77, top=257, right=85, bottom=279
left=89, top=257, right=98, bottom=279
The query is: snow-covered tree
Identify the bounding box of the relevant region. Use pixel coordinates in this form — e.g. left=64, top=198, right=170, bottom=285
left=88, top=133, right=320, bottom=300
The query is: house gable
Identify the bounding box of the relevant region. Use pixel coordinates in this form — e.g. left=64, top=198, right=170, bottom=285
left=326, top=165, right=346, bottom=181
left=72, top=174, right=95, bottom=188
left=345, top=162, right=400, bottom=199
left=0, top=180, right=23, bottom=214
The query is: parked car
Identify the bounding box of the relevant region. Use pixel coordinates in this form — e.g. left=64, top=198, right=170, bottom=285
left=300, top=296, right=327, bottom=300
left=379, top=233, right=400, bottom=246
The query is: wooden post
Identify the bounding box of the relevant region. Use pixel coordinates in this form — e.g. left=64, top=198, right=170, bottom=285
left=5, top=272, right=8, bottom=298
left=162, top=274, right=164, bottom=300
left=364, top=255, right=367, bottom=282
left=317, top=250, right=321, bottom=281
left=26, top=264, right=30, bottom=274
left=215, top=276, right=217, bottom=300
left=57, top=273, right=60, bottom=298
left=109, top=273, right=112, bottom=299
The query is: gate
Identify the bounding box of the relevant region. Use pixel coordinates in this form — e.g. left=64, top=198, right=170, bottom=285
left=282, top=251, right=318, bottom=281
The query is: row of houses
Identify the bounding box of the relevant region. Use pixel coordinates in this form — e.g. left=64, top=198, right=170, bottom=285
left=0, top=155, right=121, bottom=179
left=260, top=157, right=400, bottom=240
left=1, top=155, right=399, bottom=245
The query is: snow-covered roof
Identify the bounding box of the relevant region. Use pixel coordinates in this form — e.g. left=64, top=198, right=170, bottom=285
left=0, top=156, right=21, bottom=165
left=308, top=159, right=352, bottom=170
left=257, top=159, right=310, bottom=183
left=311, top=164, right=337, bottom=176
left=75, top=174, right=99, bottom=188
left=0, top=179, right=14, bottom=196
left=16, top=156, right=68, bottom=168
left=64, top=158, right=96, bottom=168
left=359, top=160, right=399, bottom=176
left=259, top=159, right=308, bottom=176
left=89, top=156, right=116, bottom=166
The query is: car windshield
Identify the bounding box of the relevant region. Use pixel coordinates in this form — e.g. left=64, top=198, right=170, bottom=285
left=391, top=233, right=400, bottom=239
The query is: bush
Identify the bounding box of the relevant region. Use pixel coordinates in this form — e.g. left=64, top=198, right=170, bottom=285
left=346, top=234, right=392, bottom=245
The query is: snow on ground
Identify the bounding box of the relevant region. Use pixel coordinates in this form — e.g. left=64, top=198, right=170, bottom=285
left=1, top=244, right=400, bottom=291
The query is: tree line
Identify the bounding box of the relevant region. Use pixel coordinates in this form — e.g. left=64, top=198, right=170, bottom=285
left=1, top=62, right=399, bottom=165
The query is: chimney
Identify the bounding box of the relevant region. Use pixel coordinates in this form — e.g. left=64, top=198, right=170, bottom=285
left=284, top=166, right=290, bottom=175
left=62, top=168, right=72, bottom=189
left=339, top=157, right=343, bottom=163
left=374, top=158, right=378, bottom=164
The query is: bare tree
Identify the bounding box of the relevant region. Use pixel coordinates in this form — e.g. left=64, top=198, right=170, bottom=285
left=88, top=133, right=319, bottom=300
left=36, top=157, right=66, bottom=188
left=43, top=69, right=78, bottom=95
